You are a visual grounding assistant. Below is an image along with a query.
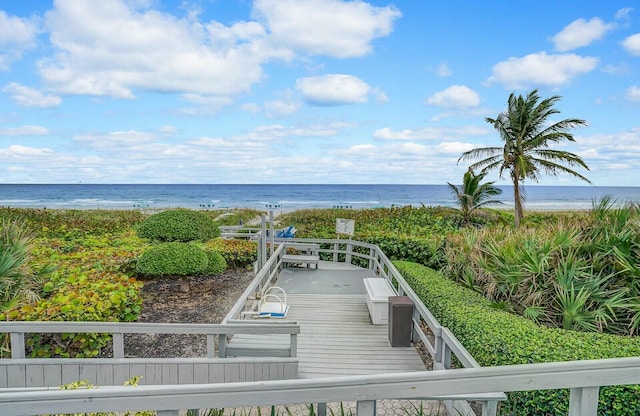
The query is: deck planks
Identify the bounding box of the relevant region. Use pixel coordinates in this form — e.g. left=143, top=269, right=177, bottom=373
left=229, top=284, right=426, bottom=378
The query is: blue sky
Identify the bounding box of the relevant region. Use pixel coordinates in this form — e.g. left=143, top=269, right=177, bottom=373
left=0, top=0, right=638, bottom=186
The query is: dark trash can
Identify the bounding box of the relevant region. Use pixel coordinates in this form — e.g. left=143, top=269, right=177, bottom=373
left=388, top=296, right=414, bottom=347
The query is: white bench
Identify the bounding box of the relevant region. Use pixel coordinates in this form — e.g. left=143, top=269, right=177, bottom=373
left=364, top=278, right=396, bottom=325
left=281, top=243, right=320, bottom=269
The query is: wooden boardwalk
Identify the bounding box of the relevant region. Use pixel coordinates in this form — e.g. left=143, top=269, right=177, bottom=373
left=228, top=262, right=426, bottom=379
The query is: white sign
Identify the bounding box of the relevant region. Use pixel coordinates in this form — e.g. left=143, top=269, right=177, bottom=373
left=336, top=218, right=355, bottom=236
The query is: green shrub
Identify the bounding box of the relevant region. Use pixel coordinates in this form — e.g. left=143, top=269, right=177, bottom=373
left=205, top=239, right=257, bottom=269
left=136, top=242, right=208, bottom=277
left=136, top=209, right=220, bottom=242
left=0, top=207, right=146, bottom=239
left=204, top=250, right=227, bottom=275
left=394, top=261, right=640, bottom=415
left=3, top=272, right=142, bottom=358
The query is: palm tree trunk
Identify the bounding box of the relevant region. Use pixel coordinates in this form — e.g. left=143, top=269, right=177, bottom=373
left=512, top=178, right=523, bottom=227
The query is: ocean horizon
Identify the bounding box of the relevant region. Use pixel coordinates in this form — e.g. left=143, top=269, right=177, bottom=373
left=1, top=184, right=639, bottom=212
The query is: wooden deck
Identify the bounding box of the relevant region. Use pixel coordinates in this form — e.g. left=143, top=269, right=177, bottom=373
left=228, top=262, right=426, bottom=378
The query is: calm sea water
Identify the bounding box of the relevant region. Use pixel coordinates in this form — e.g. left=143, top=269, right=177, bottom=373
left=0, top=184, right=639, bottom=211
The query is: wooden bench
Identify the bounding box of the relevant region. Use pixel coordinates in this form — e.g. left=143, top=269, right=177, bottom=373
left=364, top=278, right=396, bottom=325
left=281, top=243, right=320, bottom=269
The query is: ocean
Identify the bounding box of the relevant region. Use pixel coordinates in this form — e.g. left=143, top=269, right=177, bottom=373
left=0, top=184, right=639, bottom=212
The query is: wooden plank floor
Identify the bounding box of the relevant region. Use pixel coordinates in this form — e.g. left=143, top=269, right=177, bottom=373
left=228, top=263, right=426, bottom=379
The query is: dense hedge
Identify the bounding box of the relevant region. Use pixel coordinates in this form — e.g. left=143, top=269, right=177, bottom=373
left=205, top=239, right=256, bottom=269
left=136, top=242, right=208, bottom=276
left=136, top=209, right=220, bottom=242
left=394, top=261, right=640, bottom=415
left=0, top=208, right=146, bottom=239
left=204, top=250, right=227, bottom=275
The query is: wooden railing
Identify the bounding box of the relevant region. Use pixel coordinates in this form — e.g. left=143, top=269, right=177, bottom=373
left=2, top=237, right=637, bottom=415
left=264, top=238, right=504, bottom=415
left=2, top=357, right=638, bottom=416
left=0, top=321, right=300, bottom=388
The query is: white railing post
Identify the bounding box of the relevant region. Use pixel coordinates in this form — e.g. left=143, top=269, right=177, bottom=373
left=481, top=400, right=498, bottom=416
left=261, top=215, right=268, bottom=266
left=317, top=402, right=327, bottom=416
left=368, top=248, right=374, bottom=270
left=9, top=332, right=25, bottom=359
left=206, top=334, right=215, bottom=358
left=333, top=242, right=339, bottom=262
left=290, top=333, right=298, bottom=357
left=345, top=238, right=353, bottom=264
left=434, top=327, right=443, bottom=366
left=219, top=334, right=227, bottom=358
left=157, top=411, right=180, bottom=416
left=269, top=210, right=275, bottom=256
left=112, top=333, right=124, bottom=358
left=356, top=400, right=376, bottom=416
left=569, top=387, right=599, bottom=416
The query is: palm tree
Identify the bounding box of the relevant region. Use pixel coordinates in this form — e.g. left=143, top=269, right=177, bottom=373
left=447, top=168, right=503, bottom=226
left=0, top=221, right=54, bottom=313
left=459, top=90, right=591, bottom=227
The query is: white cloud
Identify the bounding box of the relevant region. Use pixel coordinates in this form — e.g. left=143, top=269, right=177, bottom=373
left=615, top=8, right=633, bottom=20
left=437, top=141, right=477, bottom=154
left=373, top=125, right=490, bottom=141
left=3, top=83, right=62, bottom=108
left=487, top=52, right=598, bottom=89
left=626, top=86, right=640, bottom=102
left=426, top=85, right=480, bottom=109
left=264, top=100, right=301, bottom=118
left=296, top=74, right=372, bottom=105
left=39, top=0, right=275, bottom=98
left=0, top=145, right=55, bottom=158
left=253, top=0, right=401, bottom=58
left=552, top=18, right=614, bottom=51
left=436, top=62, right=452, bottom=77
left=0, top=125, right=50, bottom=136
left=0, top=11, right=39, bottom=69
left=74, top=130, right=156, bottom=150
left=622, top=33, right=640, bottom=56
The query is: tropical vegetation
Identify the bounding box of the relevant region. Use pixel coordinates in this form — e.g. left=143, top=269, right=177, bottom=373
left=395, top=261, right=640, bottom=415
left=459, top=90, right=590, bottom=227
left=447, top=168, right=503, bottom=226
left=441, top=197, right=640, bottom=336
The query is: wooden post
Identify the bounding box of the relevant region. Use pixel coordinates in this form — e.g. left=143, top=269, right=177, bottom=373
left=9, top=332, right=25, bottom=359
left=206, top=334, right=215, bottom=358
left=219, top=334, right=227, bottom=358
left=569, top=387, right=599, bottom=416
left=290, top=333, right=298, bottom=358
left=112, top=333, right=124, bottom=358
left=481, top=400, right=499, bottom=416
left=356, top=400, right=376, bottom=416
left=260, top=214, right=267, bottom=268
left=269, top=210, right=274, bottom=257
left=345, top=237, right=352, bottom=264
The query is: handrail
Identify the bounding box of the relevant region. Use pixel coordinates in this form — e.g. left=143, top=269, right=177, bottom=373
left=223, top=243, right=287, bottom=323
left=0, top=321, right=300, bottom=359
left=2, top=357, right=638, bottom=416
left=268, top=237, right=501, bottom=415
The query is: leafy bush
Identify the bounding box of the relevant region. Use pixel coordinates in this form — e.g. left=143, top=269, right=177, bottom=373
left=0, top=208, right=146, bottom=239
left=440, top=200, right=640, bottom=335
left=136, top=209, right=220, bottom=242
left=0, top=220, right=55, bottom=313
left=136, top=242, right=208, bottom=277
left=394, top=261, right=640, bottom=415
left=205, top=239, right=257, bottom=269
left=204, top=250, right=227, bottom=275
left=3, top=271, right=142, bottom=358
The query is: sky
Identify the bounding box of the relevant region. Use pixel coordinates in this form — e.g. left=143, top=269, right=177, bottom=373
left=0, top=0, right=639, bottom=186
